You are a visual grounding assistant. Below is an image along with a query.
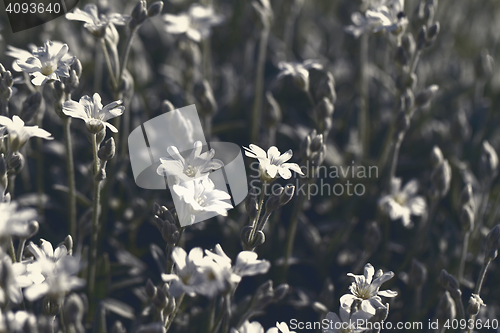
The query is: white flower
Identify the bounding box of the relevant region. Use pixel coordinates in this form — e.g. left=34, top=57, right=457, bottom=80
left=157, top=141, right=224, bottom=182
left=23, top=240, right=84, bottom=301
left=62, top=93, right=124, bottom=133
left=244, top=145, right=303, bottom=181
left=205, top=244, right=270, bottom=285
left=0, top=310, right=35, bottom=332
left=161, top=247, right=227, bottom=298
left=163, top=4, right=224, bottom=42
left=345, top=0, right=407, bottom=38
left=0, top=256, right=35, bottom=305
left=341, top=263, right=397, bottom=316
left=15, top=40, right=75, bottom=86
left=230, top=321, right=265, bottom=333
left=378, top=178, right=426, bottom=228
left=0, top=116, right=53, bottom=151
left=267, top=322, right=296, bottom=333
left=172, top=177, right=233, bottom=226
left=0, top=200, right=37, bottom=242
left=277, top=60, right=323, bottom=91
left=66, top=4, right=129, bottom=37
left=323, top=306, right=372, bottom=333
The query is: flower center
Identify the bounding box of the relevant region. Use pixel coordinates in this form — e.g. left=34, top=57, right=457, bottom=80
left=394, top=193, right=406, bottom=206
left=196, top=194, right=207, bottom=206
left=353, top=283, right=374, bottom=300
left=184, top=165, right=197, bottom=177
left=41, top=63, right=55, bottom=76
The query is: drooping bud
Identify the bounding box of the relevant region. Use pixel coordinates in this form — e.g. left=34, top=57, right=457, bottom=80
left=71, top=58, right=83, bottom=78
left=7, top=152, right=25, bottom=175
left=415, top=84, right=439, bottom=107
left=147, top=1, right=164, bottom=17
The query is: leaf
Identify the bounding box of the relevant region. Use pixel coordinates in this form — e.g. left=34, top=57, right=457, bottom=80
left=101, top=298, right=135, bottom=320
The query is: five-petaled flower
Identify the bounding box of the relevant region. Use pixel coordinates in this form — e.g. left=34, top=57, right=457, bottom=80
left=62, top=93, right=125, bottom=134
left=172, top=177, right=233, bottom=227
left=157, top=140, right=224, bottom=183
left=340, top=263, right=397, bottom=316
left=163, top=4, right=224, bottom=42
left=0, top=115, right=53, bottom=152
left=15, top=40, right=75, bottom=86
left=244, top=144, right=303, bottom=182
left=378, top=178, right=426, bottom=228
left=66, top=3, right=129, bottom=38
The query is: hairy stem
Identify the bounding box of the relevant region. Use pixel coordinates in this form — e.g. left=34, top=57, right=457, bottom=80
left=63, top=117, right=77, bottom=240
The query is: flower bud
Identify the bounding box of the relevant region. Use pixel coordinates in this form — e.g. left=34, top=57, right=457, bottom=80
left=431, top=159, right=451, bottom=198
left=263, top=91, right=281, bottom=129
left=417, top=25, right=427, bottom=50
left=415, top=84, right=439, bottom=107
left=252, top=230, right=265, bottom=247
left=479, top=141, right=498, bottom=182
left=146, top=279, right=157, bottom=299
left=314, top=72, right=336, bottom=104
left=194, top=80, right=217, bottom=116
left=292, top=70, right=309, bottom=92
left=7, top=152, right=24, bottom=175
left=98, top=138, right=116, bottom=161
left=408, top=259, right=427, bottom=287
left=486, top=224, right=500, bottom=255
left=64, top=69, right=80, bottom=94
left=111, top=321, right=127, bottom=333
left=315, top=97, right=334, bottom=119
left=252, top=280, right=274, bottom=308
left=371, top=303, right=390, bottom=322
left=131, top=0, right=148, bottom=27
left=475, top=49, right=495, bottom=79
left=279, top=185, right=295, bottom=207
left=460, top=184, right=474, bottom=207
left=273, top=283, right=289, bottom=302
left=147, top=1, right=164, bottom=17
left=21, top=91, right=43, bottom=123
left=430, top=146, right=444, bottom=167
left=52, top=80, right=65, bottom=101
left=451, top=108, right=471, bottom=143
left=425, top=22, right=440, bottom=47
left=179, top=39, right=201, bottom=67
left=394, top=46, right=408, bottom=67
left=240, top=226, right=253, bottom=248
left=71, top=58, right=83, bottom=78
left=245, top=187, right=259, bottom=221
left=153, top=287, right=167, bottom=309
left=460, top=205, right=474, bottom=232
left=63, top=293, right=85, bottom=325
left=467, top=294, right=485, bottom=316
left=401, top=33, right=416, bottom=58
left=363, top=221, right=382, bottom=254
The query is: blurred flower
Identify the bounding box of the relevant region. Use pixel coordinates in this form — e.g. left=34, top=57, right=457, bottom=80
left=341, top=263, right=397, bottom=316
left=0, top=256, right=35, bottom=305
left=322, top=306, right=372, bottom=333
left=157, top=140, right=224, bottom=182
left=467, top=294, right=485, bottom=316
left=172, top=177, right=232, bottom=226
left=62, top=93, right=124, bottom=133
left=0, top=310, right=35, bottom=332
left=66, top=3, right=129, bottom=38
left=345, top=0, right=408, bottom=38
left=244, top=144, right=303, bottom=181
left=15, top=40, right=75, bottom=86
left=0, top=116, right=53, bottom=151
left=163, top=4, right=224, bottom=42
left=161, top=247, right=226, bottom=298
left=205, top=244, right=271, bottom=285
left=0, top=201, right=37, bottom=242
left=23, top=240, right=84, bottom=301
left=230, top=320, right=265, bottom=333
left=267, top=322, right=296, bottom=333
left=277, top=60, right=322, bottom=91
left=378, top=178, right=426, bottom=228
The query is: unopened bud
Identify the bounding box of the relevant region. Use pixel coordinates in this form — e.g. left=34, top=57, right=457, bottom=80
left=426, top=22, right=440, bottom=47
left=486, top=224, right=500, bottom=254
left=252, top=230, right=265, bottom=247
left=431, top=159, right=451, bottom=198
left=64, top=70, right=79, bottom=94
left=415, top=84, right=439, bottom=107
left=394, top=46, right=408, bottom=67
left=479, top=141, right=498, bottom=182
left=131, top=0, right=148, bottom=27
left=71, top=59, right=83, bottom=78
left=417, top=25, right=427, bottom=50
left=152, top=287, right=167, bottom=309
left=314, top=72, right=336, bottom=104
left=460, top=205, right=474, bottom=232
left=136, top=323, right=166, bottom=333
left=98, top=138, right=116, bottom=161
left=408, top=259, right=427, bottom=286
left=252, top=280, right=274, bottom=308
left=263, top=91, right=281, bottom=129
left=475, top=50, right=495, bottom=79
left=63, top=293, right=85, bottom=325
left=147, top=1, right=164, bottom=17
left=7, top=152, right=24, bottom=174
left=430, top=146, right=444, bottom=167
left=371, top=304, right=390, bottom=322
left=401, top=33, right=416, bottom=58
left=312, top=302, right=329, bottom=314
left=146, top=279, right=157, bottom=299
left=460, top=184, right=474, bottom=207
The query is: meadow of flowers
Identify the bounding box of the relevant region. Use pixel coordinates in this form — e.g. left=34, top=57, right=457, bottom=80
left=0, top=0, right=499, bottom=332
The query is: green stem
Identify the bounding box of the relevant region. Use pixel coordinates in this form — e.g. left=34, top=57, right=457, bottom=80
left=247, top=183, right=267, bottom=250
left=387, top=135, right=403, bottom=190
left=118, top=27, right=138, bottom=89
left=88, top=133, right=102, bottom=307
left=283, top=186, right=308, bottom=280
left=63, top=117, right=77, bottom=240
left=100, top=38, right=118, bottom=89
left=359, top=33, right=369, bottom=159
left=9, top=237, right=16, bottom=262
left=250, top=27, right=270, bottom=143
left=467, top=259, right=491, bottom=333
left=165, top=293, right=185, bottom=331
left=458, top=231, right=470, bottom=283
left=16, top=238, right=26, bottom=262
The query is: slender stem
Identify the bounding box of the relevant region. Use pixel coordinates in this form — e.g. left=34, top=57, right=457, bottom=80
left=9, top=237, right=16, bottom=262
left=100, top=38, right=118, bottom=89
left=359, top=33, right=369, bottom=159
left=16, top=238, right=26, bottom=262
left=222, top=293, right=231, bottom=333
left=283, top=185, right=308, bottom=280
left=458, top=231, right=470, bottom=283
left=63, top=117, right=77, bottom=240
left=247, top=183, right=267, bottom=250
left=467, top=259, right=491, bottom=333
left=454, top=294, right=465, bottom=321
left=36, top=115, right=44, bottom=216
left=88, top=134, right=102, bottom=303
left=119, top=27, right=138, bottom=88
left=250, top=27, right=270, bottom=143
left=387, top=136, right=403, bottom=190
left=410, top=50, right=422, bottom=75
left=210, top=296, right=226, bottom=333
left=165, top=293, right=185, bottom=331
